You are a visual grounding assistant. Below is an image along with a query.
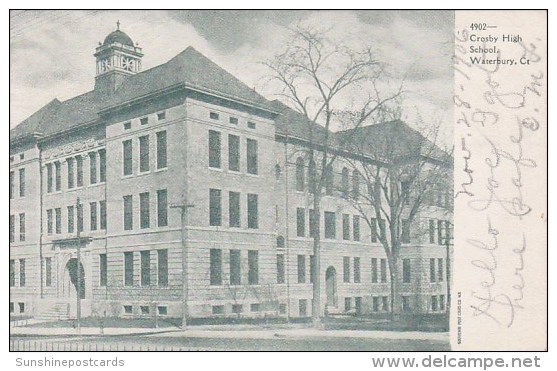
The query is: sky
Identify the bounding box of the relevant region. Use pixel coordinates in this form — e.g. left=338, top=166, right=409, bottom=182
left=10, top=10, right=454, bottom=141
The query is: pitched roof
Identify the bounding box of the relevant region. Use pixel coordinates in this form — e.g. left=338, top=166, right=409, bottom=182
left=335, top=120, right=451, bottom=163
left=271, top=100, right=332, bottom=144
left=11, top=46, right=274, bottom=142
left=103, top=46, right=273, bottom=111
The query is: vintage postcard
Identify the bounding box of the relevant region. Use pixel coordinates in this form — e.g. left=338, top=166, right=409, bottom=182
left=8, top=9, right=547, bottom=353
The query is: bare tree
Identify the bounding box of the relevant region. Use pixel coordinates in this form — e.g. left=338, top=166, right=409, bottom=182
left=265, top=25, right=403, bottom=327
left=337, top=116, right=453, bottom=321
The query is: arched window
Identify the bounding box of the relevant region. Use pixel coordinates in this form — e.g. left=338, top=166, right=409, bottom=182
left=274, top=163, right=282, bottom=180
left=352, top=170, right=360, bottom=199
left=325, top=165, right=334, bottom=195
left=308, top=159, right=316, bottom=194
left=296, top=157, right=305, bottom=191
left=276, top=235, right=285, bottom=248
left=341, top=167, right=349, bottom=197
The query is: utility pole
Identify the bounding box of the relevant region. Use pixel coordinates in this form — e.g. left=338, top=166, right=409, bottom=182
left=170, top=203, right=194, bottom=329
left=76, top=197, right=82, bottom=333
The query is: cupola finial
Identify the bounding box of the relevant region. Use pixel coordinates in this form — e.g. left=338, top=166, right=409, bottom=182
left=116, top=20, right=120, bottom=30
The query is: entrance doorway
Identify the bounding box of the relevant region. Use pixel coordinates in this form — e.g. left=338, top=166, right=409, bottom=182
left=63, top=258, right=85, bottom=299
left=325, top=266, right=337, bottom=307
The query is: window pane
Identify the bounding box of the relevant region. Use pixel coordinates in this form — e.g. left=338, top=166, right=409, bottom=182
left=157, top=249, right=168, bottom=286
left=90, top=202, right=97, bottom=231
left=430, top=258, right=436, bottom=282
left=67, top=158, right=75, bottom=189
left=77, top=204, right=83, bottom=232
left=139, top=135, right=150, bottom=172
left=19, top=259, right=26, bottom=287
left=228, top=134, right=240, bottom=171
left=157, top=189, right=168, bottom=227
left=209, top=189, right=222, bottom=226
left=54, top=163, right=60, bottom=191
left=380, top=258, right=387, bottom=283
left=403, top=259, right=411, bottom=283
left=342, top=214, right=350, bottom=240
left=89, top=152, right=97, bottom=184
left=141, top=251, right=151, bottom=286
left=248, top=250, right=259, bottom=285
left=438, top=258, right=444, bottom=282
left=67, top=206, right=74, bottom=233
left=353, top=215, right=360, bottom=241
left=277, top=254, right=285, bottom=284
left=230, top=249, right=241, bottom=285
left=45, top=257, right=52, bottom=286
left=99, top=149, right=106, bottom=182
left=99, top=200, right=107, bottom=230
left=76, top=156, right=83, bottom=186
left=229, top=191, right=240, bottom=227
left=343, top=256, right=350, bottom=283
left=123, top=140, right=133, bottom=176
left=354, top=257, right=361, bottom=283
left=124, top=252, right=134, bottom=286
left=295, top=158, right=304, bottom=191
left=156, top=131, right=167, bottom=169
left=140, top=192, right=150, bottom=229
left=247, top=193, right=258, bottom=229
left=208, top=130, right=221, bottom=168
left=324, top=211, right=336, bottom=239
left=297, top=255, right=306, bottom=283
left=296, top=208, right=305, bottom=237
left=99, top=254, right=107, bottom=286
left=47, top=164, right=53, bottom=192
left=19, top=213, right=25, bottom=241
left=247, top=138, right=258, bottom=174
left=123, top=195, right=133, bottom=230
left=371, top=258, right=378, bottom=283
left=55, top=208, right=61, bottom=234
left=210, top=249, right=222, bottom=285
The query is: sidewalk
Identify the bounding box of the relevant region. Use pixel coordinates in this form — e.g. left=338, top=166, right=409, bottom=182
left=10, top=322, right=448, bottom=342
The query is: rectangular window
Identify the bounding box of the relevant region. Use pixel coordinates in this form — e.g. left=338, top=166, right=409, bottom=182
left=309, top=209, right=318, bottom=238
left=157, top=111, right=166, bottom=120
left=54, top=162, right=61, bottom=191
left=431, top=296, right=438, bottom=311
left=139, top=135, right=150, bottom=172
left=100, top=200, right=107, bottom=230
left=9, top=260, right=15, bottom=287
left=353, top=215, right=360, bottom=241
left=440, top=294, right=446, bottom=311
left=299, top=299, right=307, bottom=317
left=55, top=208, right=61, bottom=234
left=373, top=297, right=380, bottom=312
left=355, top=297, right=362, bottom=315
left=247, top=193, right=258, bottom=229
left=9, top=171, right=14, bottom=199
left=401, top=219, right=410, bottom=244
left=19, top=168, right=26, bottom=196
left=90, top=202, right=97, bottom=231
left=402, top=296, right=411, bottom=312
left=343, top=256, right=350, bottom=283
left=208, top=130, right=221, bottom=168
left=370, top=218, right=377, bottom=242
left=380, top=258, right=387, bottom=283
left=123, top=140, right=133, bottom=176
left=209, top=112, right=219, bottom=120
left=158, top=249, right=168, bottom=286
left=140, top=117, right=149, bottom=125
left=124, top=252, right=134, bottom=286
left=229, top=116, right=238, bottom=125
left=47, top=209, right=53, bottom=235
left=229, top=249, right=241, bottom=285
left=371, top=258, right=378, bottom=283
left=141, top=250, right=151, bottom=286
left=250, top=303, right=261, bottom=312
left=437, top=219, right=444, bottom=245
left=67, top=158, right=75, bottom=189
left=248, top=250, right=259, bottom=285
left=342, top=214, right=350, bottom=240
left=232, top=304, right=243, bottom=314
left=277, top=254, right=285, bottom=284
left=156, top=131, right=167, bottom=169
left=45, top=257, right=52, bottom=287
left=47, top=164, right=53, bottom=193
left=76, top=156, right=83, bottom=186
left=438, top=258, right=444, bottom=282
left=99, top=254, right=107, bottom=287
left=67, top=206, right=74, bottom=233
left=77, top=203, right=83, bottom=232
left=89, top=152, right=97, bottom=184
left=445, top=220, right=452, bottom=244
left=124, top=121, right=131, bottom=130
left=99, top=149, right=106, bottom=182
left=297, top=255, right=306, bottom=283
left=247, top=138, right=258, bottom=175
left=430, top=258, right=436, bottom=283
left=402, top=259, right=411, bottom=283
left=247, top=121, right=256, bottom=129
left=140, top=192, right=150, bottom=229
left=19, top=213, right=26, bottom=241
left=156, top=189, right=168, bottom=227
left=296, top=208, right=305, bottom=237
left=324, top=211, right=336, bottom=239
left=429, top=219, right=436, bottom=244
left=123, top=305, right=132, bottom=314
left=345, top=297, right=352, bottom=312
left=19, top=259, right=25, bottom=287
left=212, top=305, right=224, bottom=315
left=210, top=248, right=222, bottom=285
left=9, top=215, right=15, bottom=243
left=228, top=134, right=240, bottom=171
left=228, top=191, right=240, bottom=228
left=382, top=296, right=389, bottom=312
left=123, top=195, right=133, bottom=230
left=354, top=257, right=361, bottom=283
left=209, top=189, right=222, bottom=226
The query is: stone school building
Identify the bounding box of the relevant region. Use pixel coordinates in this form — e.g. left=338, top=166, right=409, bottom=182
left=9, top=26, right=453, bottom=320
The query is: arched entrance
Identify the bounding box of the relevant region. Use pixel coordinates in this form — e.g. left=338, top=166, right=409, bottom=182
left=63, top=258, right=85, bottom=299
left=325, top=266, right=337, bottom=308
